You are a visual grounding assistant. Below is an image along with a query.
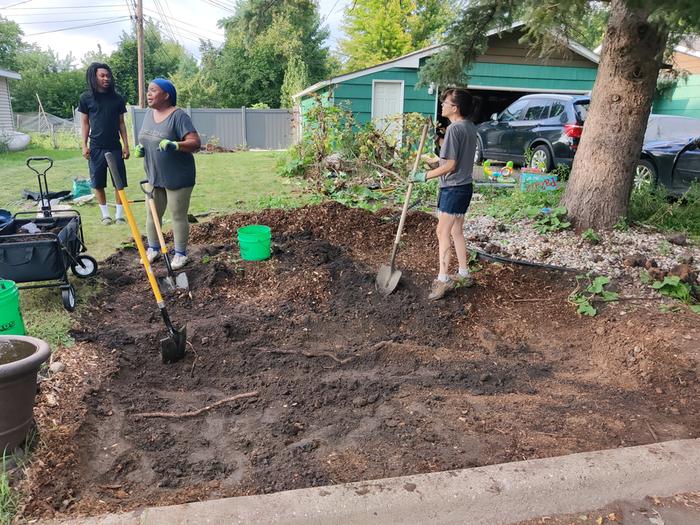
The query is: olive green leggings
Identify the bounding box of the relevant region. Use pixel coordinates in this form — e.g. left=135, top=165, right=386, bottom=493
left=145, top=185, right=194, bottom=254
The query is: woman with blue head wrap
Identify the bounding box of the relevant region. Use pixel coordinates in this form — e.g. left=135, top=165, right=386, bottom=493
left=134, top=78, right=201, bottom=270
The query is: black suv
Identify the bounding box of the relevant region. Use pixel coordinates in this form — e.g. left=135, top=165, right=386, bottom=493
left=475, top=94, right=590, bottom=171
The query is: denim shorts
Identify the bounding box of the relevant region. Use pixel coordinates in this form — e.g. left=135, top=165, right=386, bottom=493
left=437, top=183, right=473, bottom=215
left=88, top=147, right=127, bottom=189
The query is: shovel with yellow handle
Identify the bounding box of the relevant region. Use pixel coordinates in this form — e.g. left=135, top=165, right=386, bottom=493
left=105, top=152, right=186, bottom=364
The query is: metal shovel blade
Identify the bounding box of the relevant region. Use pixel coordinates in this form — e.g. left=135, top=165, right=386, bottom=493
left=161, top=325, right=187, bottom=364
left=175, top=272, right=189, bottom=291
left=376, top=264, right=402, bottom=296
left=157, top=275, right=176, bottom=293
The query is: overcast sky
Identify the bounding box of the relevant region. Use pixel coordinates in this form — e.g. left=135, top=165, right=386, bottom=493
left=0, top=0, right=348, bottom=64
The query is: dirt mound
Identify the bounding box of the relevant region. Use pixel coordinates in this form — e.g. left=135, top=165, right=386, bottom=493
left=21, top=203, right=699, bottom=520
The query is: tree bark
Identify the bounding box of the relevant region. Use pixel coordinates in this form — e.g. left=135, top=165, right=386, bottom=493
left=561, top=0, right=667, bottom=230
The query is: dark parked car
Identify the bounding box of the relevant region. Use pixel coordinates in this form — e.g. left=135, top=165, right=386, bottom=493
left=475, top=94, right=589, bottom=171
left=637, top=136, right=700, bottom=195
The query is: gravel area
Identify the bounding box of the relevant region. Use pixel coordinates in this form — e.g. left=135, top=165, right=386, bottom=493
left=463, top=214, right=699, bottom=302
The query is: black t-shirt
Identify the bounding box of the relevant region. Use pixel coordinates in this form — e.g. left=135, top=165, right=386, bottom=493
left=78, top=90, right=127, bottom=149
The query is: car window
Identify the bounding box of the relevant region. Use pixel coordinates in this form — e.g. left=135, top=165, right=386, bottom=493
left=523, top=100, right=549, bottom=121
left=574, top=101, right=590, bottom=122
left=550, top=102, right=565, bottom=119
left=500, top=99, right=529, bottom=122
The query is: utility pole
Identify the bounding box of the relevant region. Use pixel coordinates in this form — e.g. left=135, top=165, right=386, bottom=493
left=136, top=0, right=145, bottom=108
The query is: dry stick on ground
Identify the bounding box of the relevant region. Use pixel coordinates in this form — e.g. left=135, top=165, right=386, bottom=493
left=133, top=391, right=259, bottom=419
left=645, top=419, right=659, bottom=441
left=258, top=348, right=353, bottom=364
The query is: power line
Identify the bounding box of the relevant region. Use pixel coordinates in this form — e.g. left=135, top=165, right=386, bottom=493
left=26, top=16, right=130, bottom=36
left=143, top=7, right=224, bottom=43
left=18, top=16, right=129, bottom=24
left=1, top=0, right=33, bottom=8
left=3, top=3, right=124, bottom=8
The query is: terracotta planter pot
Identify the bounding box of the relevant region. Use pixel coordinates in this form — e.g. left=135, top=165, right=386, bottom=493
left=0, top=335, right=50, bottom=452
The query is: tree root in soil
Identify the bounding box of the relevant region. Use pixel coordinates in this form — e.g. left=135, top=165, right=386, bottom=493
left=132, top=391, right=259, bottom=419
left=257, top=348, right=353, bottom=364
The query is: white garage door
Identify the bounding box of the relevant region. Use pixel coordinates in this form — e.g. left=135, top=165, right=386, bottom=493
left=372, top=80, right=404, bottom=141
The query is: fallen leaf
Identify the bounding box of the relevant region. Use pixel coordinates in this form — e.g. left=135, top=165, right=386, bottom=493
left=607, top=513, right=618, bottom=521
left=596, top=517, right=604, bottom=525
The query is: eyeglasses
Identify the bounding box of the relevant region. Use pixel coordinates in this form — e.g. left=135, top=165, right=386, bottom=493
left=443, top=101, right=457, bottom=108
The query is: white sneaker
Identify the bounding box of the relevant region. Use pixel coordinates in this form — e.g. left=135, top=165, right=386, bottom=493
left=171, top=253, right=188, bottom=270
left=146, top=248, right=160, bottom=263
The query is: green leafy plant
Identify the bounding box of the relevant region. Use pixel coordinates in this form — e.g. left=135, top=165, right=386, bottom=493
left=1, top=453, right=18, bottom=525
left=649, top=276, right=700, bottom=314
left=581, top=228, right=600, bottom=244
left=652, top=275, right=691, bottom=302
left=569, top=273, right=619, bottom=316
left=550, top=163, right=571, bottom=182
left=613, top=217, right=629, bottom=231
left=657, top=240, right=672, bottom=256
left=533, top=206, right=571, bottom=234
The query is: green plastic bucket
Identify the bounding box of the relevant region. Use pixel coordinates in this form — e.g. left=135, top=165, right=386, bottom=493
left=0, top=280, right=26, bottom=336
left=237, top=225, right=271, bottom=261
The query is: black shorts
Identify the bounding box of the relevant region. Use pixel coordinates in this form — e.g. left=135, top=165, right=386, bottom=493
left=88, top=147, right=127, bottom=189
left=438, top=183, right=473, bottom=215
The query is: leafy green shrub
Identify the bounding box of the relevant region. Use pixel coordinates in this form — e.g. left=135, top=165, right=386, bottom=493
left=581, top=228, right=600, bottom=244
left=550, top=163, right=571, bottom=181
left=481, top=187, right=564, bottom=221
left=533, top=206, right=571, bottom=234
left=628, top=182, right=700, bottom=237
left=569, top=273, right=619, bottom=316
left=280, top=97, right=432, bottom=209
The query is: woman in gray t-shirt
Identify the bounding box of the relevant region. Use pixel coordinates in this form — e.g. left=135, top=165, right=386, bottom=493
left=410, top=88, right=477, bottom=300
left=134, top=78, right=201, bottom=270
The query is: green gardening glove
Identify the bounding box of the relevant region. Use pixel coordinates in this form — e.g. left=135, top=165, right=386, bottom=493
left=158, top=139, right=179, bottom=152
left=410, top=171, right=427, bottom=183
left=134, top=144, right=145, bottom=158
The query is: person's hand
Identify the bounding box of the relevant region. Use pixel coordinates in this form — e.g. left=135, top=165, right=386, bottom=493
left=122, top=146, right=130, bottom=160
left=410, top=171, right=427, bottom=183
left=82, top=146, right=90, bottom=159
left=158, top=139, right=179, bottom=152
left=134, top=144, right=145, bottom=158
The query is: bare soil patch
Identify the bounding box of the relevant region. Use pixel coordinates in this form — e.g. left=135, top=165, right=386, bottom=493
left=20, top=202, right=699, bottom=520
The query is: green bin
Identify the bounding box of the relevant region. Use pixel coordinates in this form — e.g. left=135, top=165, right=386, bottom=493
left=0, top=280, right=26, bottom=336
left=237, top=225, right=271, bottom=261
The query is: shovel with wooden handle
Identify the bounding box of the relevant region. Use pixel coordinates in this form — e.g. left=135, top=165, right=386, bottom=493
left=139, top=179, right=190, bottom=294
left=375, top=121, right=431, bottom=296
left=105, top=152, right=186, bottom=364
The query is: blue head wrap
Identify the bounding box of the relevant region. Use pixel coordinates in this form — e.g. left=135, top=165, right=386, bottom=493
left=151, top=77, right=177, bottom=106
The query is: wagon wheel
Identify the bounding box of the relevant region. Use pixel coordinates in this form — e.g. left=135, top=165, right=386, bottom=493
left=71, top=255, right=98, bottom=278
left=61, top=285, right=76, bottom=312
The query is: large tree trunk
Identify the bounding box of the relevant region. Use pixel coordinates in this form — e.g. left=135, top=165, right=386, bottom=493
left=561, top=0, right=666, bottom=230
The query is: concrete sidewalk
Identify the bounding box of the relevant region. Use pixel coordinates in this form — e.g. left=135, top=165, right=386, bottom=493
left=47, top=438, right=700, bottom=525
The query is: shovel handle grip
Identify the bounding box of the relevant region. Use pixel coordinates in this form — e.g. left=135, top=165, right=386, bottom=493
left=389, top=122, right=430, bottom=262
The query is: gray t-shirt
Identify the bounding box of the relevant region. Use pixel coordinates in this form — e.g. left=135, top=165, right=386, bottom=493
left=138, top=108, right=197, bottom=189
left=439, top=119, right=477, bottom=187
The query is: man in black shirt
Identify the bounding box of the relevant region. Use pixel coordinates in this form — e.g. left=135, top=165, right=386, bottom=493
left=78, top=62, right=130, bottom=225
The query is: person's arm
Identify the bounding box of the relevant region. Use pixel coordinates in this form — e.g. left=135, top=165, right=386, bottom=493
left=119, top=113, right=130, bottom=159
left=80, top=112, right=90, bottom=159
left=159, top=132, right=201, bottom=153
left=426, top=159, right=456, bottom=180
left=178, top=132, right=201, bottom=153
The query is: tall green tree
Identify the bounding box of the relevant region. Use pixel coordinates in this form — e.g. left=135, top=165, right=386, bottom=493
left=0, top=16, right=23, bottom=71
left=211, top=0, right=331, bottom=107
left=421, top=0, right=700, bottom=229
left=109, top=20, right=192, bottom=104
left=338, top=0, right=452, bottom=71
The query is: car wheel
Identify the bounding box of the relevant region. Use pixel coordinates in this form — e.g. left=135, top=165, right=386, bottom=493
left=474, top=138, right=483, bottom=165
left=530, top=145, right=553, bottom=172
left=634, top=159, right=657, bottom=190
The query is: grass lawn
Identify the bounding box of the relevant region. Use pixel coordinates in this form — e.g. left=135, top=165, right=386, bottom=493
left=0, top=145, right=309, bottom=347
